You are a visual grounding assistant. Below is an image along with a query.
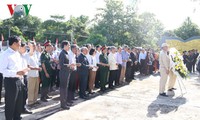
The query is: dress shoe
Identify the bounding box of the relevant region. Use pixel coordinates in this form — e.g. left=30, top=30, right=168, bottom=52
left=171, top=88, right=177, bottom=90
left=61, top=105, right=70, bottom=110
left=66, top=103, right=73, bottom=106
left=159, top=93, right=168, bottom=97
left=46, top=95, right=52, bottom=99
left=72, top=98, right=78, bottom=101
left=89, top=92, right=95, bottom=95
left=80, top=96, right=89, bottom=100
left=22, top=109, right=33, bottom=114
left=109, top=86, right=115, bottom=89
left=67, top=101, right=73, bottom=104
left=34, top=101, right=40, bottom=105
left=41, top=98, right=48, bottom=102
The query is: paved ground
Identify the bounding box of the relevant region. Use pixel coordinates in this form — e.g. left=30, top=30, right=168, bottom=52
left=0, top=73, right=200, bottom=120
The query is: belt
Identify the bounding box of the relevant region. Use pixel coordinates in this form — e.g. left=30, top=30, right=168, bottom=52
left=5, top=77, right=21, bottom=80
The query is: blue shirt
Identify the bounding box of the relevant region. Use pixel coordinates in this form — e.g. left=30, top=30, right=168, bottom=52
left=121, top=50, right=129, bottom=67
left=139, top=52, right=147, bottom=63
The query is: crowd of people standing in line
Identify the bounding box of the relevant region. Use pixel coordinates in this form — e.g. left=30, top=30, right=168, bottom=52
left=0, top=35, right=199, bottom=120
left=183, top=49, right=199, bottom=73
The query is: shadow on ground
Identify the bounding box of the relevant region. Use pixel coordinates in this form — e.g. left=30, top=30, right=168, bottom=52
left=146, top=96, right=186, bottom=118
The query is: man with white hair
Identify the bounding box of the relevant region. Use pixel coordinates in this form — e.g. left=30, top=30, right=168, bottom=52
left=78, top=47, right=91, bottom=99
left=159, top=43, right=170, bottom=97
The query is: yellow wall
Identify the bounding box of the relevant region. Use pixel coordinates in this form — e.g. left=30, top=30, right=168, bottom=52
left=166, top=39, right=200, bottom=52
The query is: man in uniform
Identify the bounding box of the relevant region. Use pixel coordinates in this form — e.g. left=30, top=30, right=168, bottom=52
left=40, top=40, right=53, bottom=102
left=159, top=43, right=170, bottom=97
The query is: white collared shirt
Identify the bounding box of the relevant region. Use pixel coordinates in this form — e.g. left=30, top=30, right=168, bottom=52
left=96, top=51, right=101, bottom=64
left=108, top=52, right=118, bottom=70
left=27, top=52, right=39, bottom=77
left=20, top=53, right=29, bottom=75
left=69, top=51, right=77, bottom=70
left=0, top=47, right=23, bottom=78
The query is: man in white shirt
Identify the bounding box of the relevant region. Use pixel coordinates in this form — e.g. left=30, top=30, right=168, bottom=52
left=0, top=36, right=28, bottom=120
left=95, top=45, right=101, bottom=88
left=108, top=46, right=118, bottom=89
left=27, top=41, right=42, bottom=106
left=139, top=49, right=147, bottom=75
left=116, top=47, right=122, bottom=86
left=19, top=42, right=32, bottom=114
left=68, top=44, right=80, bottom=103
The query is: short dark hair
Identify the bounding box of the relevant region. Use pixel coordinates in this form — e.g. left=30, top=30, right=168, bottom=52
left=20, top=42, right=26, bottom=47
left=61, top=40, right=70, bottom=49
left=96, top=45, right=101, bottom=49
left=9, top=35, right=20, bottom=46
left=89, top=48, right=95, bottom=55
left=71, top=44, right=77, bottom=50
left=86, top=44, right=91, bottom=48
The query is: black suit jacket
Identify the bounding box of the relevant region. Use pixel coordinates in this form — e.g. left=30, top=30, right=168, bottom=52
left=59, top=50, right=70, bottom=81
left=77, top=53, right=89, bottom=75
left=130, top=52, right=136, bottom=63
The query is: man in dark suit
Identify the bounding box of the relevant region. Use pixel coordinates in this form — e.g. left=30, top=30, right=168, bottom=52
left=0, top=73, right=3, bottom=104
left=192, top=49, right=199, bottom=73
left=78, top=47, right=91, bottom=99
left=59, top=41, right=74, bottom=110
left=130, top=48, right=137, bottom=80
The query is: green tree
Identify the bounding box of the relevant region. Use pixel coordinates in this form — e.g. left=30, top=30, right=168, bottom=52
left=138, top=12, right=164, bottom=48
left=174, top=17, right=200, bottom=40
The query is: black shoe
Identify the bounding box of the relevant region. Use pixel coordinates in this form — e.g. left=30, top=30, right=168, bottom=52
left=80, top=96, right=89, bottom=100
left=41, top=98, right=48, bottom=102
left=159, top=93, right=168, bottom=97
left=61, top=105, right=70, bottom=110
left=168, top=88, right=177, bottom=91
left=66, top=102, right=73, bottom=106
left=109, top=86, right=115, bottom=89
left=67, top=101, right=73, bottom=104
left=171, top=88, right=177, bottom=90
left=89, top=92, right=95, bottom=95
left=168, top=89, right=173, bottom=91
left=72, top=98, right=78, bottom=101
left=22, top=109, right=33, bottom=114
left=46, top=95, right=52, bottom=99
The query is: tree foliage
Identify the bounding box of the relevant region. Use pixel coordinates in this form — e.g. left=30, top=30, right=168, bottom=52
left=2, top=0, right=198, bottom=49
left=174, top=17, right=200, bottom=40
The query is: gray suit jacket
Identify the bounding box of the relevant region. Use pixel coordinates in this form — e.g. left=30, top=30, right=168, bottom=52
left=59, top=50, right=71, bottom=83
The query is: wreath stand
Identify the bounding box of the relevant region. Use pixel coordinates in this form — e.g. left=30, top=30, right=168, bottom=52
left=177, top=77, right=187, bottom=97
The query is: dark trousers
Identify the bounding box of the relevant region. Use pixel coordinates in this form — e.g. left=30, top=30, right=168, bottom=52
left=59, top=75, right=69, bottom=107
left=79, top=73, right=88, bottom=97
left=192, top=61, right=196, bottom=72
left=95, top=65, right=100, bottom=88
left=4, top=78, right=23, bottom=120
left=51, top=69, right=56, bottom=89
left=22, top=75, right=28, bottom=111
left=51, top=68, right=60, bottom=88
left=55, top=69, right=60, bottom=87
left=0, top=73, right=3, bottom=103
left=140, top=59, right=146, bottom=74
left=125, top=64, right=132, bottom=82
left=186, top=62, right=192, bottom=73
left=149, top=65, right=153, bottom=74
left=116, top=64, right=122, bottom=85
left=131, top=64, right=136, bottom=79
left=68, top=71, right=76, bottom=102
left=109, top=70, right=118, bottom=87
